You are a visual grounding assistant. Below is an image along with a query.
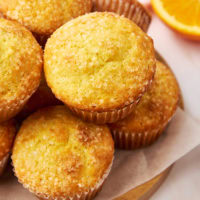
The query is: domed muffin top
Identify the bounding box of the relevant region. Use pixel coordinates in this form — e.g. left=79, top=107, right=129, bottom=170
left=0, top=18, right=42, bottom=117
left=12, top=106, right=114, bottom=198
left=44, top=12, right=156, bottom=112
left=0, top=0, right=92, bottom=35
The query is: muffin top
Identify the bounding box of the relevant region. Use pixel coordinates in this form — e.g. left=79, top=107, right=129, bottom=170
left=12, top=106, right=114, bottom=198
left=0, top=0, right=92, bottom=35
left=109, top=61, right=180, bottom=133
left=0, top=120, right=16, bottom=160
left=0, top=18, right=42, bottom=120
left=44, top=12, right=156, bottom=112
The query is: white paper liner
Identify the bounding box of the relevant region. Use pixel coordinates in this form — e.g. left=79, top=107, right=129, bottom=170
left=112, top=129, right=162, bottom=149
left=110, top=115, right=175, bottom=149
left=13, top=158, right=114, bottom=200
left=92, top=0, right=152, bottom=32
left=68, top=101, right=137, bottom=124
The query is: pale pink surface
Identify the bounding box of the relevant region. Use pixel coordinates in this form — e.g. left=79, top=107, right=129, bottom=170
left=151, top=146, right=200, bottom=200
left=145, top=0, right=200, bottom=199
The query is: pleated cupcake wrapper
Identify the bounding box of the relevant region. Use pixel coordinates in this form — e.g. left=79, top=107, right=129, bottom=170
left=0, top=154, right=9, bottom=176
left=92, top=0, right=152, bottom=32
left=111, top=128, right=164, bottom=149
left=38, top=186, right=101, bottom=200
left=38, top=183, right=103, bottom=200
left=68, top=101, right=136, bottom=124
left=110, top=98, right=180, bottom=150
left=37, top=158, right=114, bottom=200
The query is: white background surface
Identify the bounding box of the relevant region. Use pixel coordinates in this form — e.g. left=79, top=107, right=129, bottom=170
left=139, top=0, right=200, bottom=199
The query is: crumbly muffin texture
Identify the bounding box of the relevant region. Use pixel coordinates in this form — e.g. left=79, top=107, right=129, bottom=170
left=45, top=12, right=156, bottom=111
left=0, top=0, right=92, bottom=35
left=12, top=106, right=114, bottom=198
left=0, top=120, right=16, bottom=160
left=109, top=61, right=180, bottom=133
left=0, top=18, right=43, bottom=121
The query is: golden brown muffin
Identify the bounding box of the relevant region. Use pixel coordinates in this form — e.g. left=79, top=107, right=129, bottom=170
left=0, top=18, right=43, bottom=122
left=109, top=61, right=180, bottom=149
left=44, top=12, right=156, bottom=124
left=12, top=106, right=114, bottom=200
left=16, top=75, right=62, bottom=121
left=0, top=120, right=16, bottom=176
left=92, top=0, right=152, bottom=32
left=0, top=0, right=92, bottom=36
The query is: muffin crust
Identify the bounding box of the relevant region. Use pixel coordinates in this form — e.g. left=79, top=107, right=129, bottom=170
left=12, top=106, right=114, bottom=199
left=0, top=18, right=43, bottom=122
left=44, top=12, right=156, bottom=112
left=0, top=0, right=92, bottom=35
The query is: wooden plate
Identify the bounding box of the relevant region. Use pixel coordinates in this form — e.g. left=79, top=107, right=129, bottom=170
left=115, top=166, right=172, bottom=200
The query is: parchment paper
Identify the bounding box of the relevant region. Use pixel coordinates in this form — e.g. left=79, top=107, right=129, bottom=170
left=1, top=1, right=200, bottom=199
left=0, top=109, right=200, bottom=200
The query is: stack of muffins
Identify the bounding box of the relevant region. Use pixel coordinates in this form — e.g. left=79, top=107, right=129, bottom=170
left=0, top=0, right=180, bottom=200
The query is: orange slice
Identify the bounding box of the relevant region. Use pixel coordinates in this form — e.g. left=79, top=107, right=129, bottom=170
left=151, top=0, right=200, bottom=41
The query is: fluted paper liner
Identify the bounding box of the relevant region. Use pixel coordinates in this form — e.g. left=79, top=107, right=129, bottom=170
left=68, top=101, right=136, bottom=124
left=112, top=128, right=164, bottom=149
left=92, top=0, right=152, bottom=32
left=110, top=109, right=178, bottom=150
left=13, top=158, right=113, bottom=200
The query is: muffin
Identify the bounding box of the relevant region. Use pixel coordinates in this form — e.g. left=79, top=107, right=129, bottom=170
left=92, top=0, right=152, bottom=32
left=12, top=106, right=114, bottom=200
left=0, top=120, right=16, bottom=176
left=16, top=75, right=62, bottom=121
left=44, top=12, right=156, bottom=124
left=109, top=61, right=180, bottom=149
left=0, top=0, right=92, bottom=37
left=0, top=18, right=43, bottom=122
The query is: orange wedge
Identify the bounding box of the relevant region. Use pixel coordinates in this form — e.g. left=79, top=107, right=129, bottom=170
left=151, top=0, right=200, bottom=41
